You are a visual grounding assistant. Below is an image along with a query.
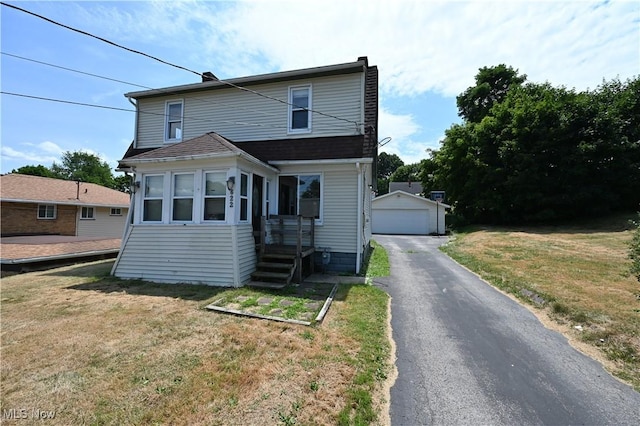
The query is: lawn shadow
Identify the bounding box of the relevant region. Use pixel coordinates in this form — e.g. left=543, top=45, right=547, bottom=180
left=67, top=278, right=228, bottom=301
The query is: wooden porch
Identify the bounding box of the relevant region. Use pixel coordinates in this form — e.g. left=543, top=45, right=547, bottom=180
left=250, top=215, right=315, bottom=288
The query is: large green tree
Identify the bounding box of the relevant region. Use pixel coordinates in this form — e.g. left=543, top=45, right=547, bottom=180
left=429, top=66, right=640, bottom=224
left=50, top=151, right=115, bottom=188
left=376, top=152, right=404, bottom=195
left=11, top=164, right=55, bottom=177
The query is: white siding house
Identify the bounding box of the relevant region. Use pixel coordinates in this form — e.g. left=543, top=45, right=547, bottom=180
left=112, top=57, right=378, bottom=286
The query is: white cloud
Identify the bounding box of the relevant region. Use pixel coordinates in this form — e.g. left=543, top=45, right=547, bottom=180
left=378, top=107, right=437, bottom=165
left=1, top=141, right=63, bottom=166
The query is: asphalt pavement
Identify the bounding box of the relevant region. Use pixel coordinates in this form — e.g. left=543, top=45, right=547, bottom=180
left=373, top=234, right=640, bottom=426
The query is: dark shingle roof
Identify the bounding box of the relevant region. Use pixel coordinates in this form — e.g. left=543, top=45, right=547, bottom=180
left=122, top=133, right=244, bottom=163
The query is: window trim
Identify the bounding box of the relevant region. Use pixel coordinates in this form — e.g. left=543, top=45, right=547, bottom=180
left=171, top=172, right=195, bottom=223
left=165, top=99, right=184, bottom=142
left=277, top=173, right=323, bottom=222
left=80, top=206, right=95, bottom=220
left=110, top=208, right=122, bottom=216
left=37, top=204, right=56, bottom=220
left=142, top=174, right=165, bottom=223
left=202, top=170, right=227, bottom=222
left=287, top=85, right=312, bottom=134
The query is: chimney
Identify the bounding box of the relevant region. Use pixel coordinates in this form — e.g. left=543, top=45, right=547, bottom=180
left=202, top=71, right=218, bottom=82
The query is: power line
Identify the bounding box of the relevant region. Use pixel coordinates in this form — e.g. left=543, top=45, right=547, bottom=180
left=0, top=2, right=200, bottom=78
left=1, top=51, right=151, bottom=89
left=1, top=1, right=364, bottom=129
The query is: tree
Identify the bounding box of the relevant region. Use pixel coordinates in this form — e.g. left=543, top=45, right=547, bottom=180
left=390, top=163, right=421, bottom=184
left=456, top=64, right=526, bottom=123
left=376, top=152, right=404, bottom=195
left=11, top=164, right=55, bottom=177
left=113, top=174, right=132, bottom=194
left=50, top=151, right=115, bottom=188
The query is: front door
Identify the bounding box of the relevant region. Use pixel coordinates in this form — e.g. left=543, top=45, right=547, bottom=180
left=252, top=175, right=264, bottom=245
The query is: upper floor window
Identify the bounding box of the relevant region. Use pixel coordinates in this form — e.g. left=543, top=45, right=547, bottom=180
left=81, top=207, right=95, bottom=219
left=165, top=101, right=183, bottom=141
left=37, top=204, right=56, bottom=219
left=288, top=86, right=311, bottom=133
left=143, top=175, right=164, bottom=222
left=172, top=173, right=194, bottom=222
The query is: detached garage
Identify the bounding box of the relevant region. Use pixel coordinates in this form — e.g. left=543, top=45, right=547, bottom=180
left=372, top=190, right=449, bottom=235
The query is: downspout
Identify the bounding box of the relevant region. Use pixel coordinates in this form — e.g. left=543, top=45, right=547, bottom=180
left=356, top=162, right=362, bottom=274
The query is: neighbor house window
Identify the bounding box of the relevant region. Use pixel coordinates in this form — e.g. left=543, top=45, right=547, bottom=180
left=37, top=204, right=56, bottom=219
left=278, top=174, right=321, bottom=219
left=288, top=86, right=311, bottom=133
left=165, top=100, right=183, bottom=141
left=143, top=175, right=164, bottom=222
left=81, top=207, right=95, bottom=219
left=110, top=208, right=122, bottom=216
left=172, top=173, right=194, bottom=222
left=203, top=172, right=226, bottom=221
left=239, top=172, right=249, bottom=221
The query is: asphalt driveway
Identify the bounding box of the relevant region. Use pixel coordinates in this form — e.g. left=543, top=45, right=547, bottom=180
left=374, top=235, right=640, bottom=426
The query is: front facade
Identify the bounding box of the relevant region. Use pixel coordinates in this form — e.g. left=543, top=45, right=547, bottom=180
left=0, top=174, right=130, bottom=238
left=112, top=57, right=378, bottom=286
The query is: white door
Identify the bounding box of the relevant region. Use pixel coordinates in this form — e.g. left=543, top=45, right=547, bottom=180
left=372, top=209, right=429, bottom=235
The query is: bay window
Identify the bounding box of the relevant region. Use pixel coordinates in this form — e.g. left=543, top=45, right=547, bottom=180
left=204, top=172, right=226, bottom=221
left=143, top=175, right=164, bottom=222
left=172, top=173, right=194, bottom=221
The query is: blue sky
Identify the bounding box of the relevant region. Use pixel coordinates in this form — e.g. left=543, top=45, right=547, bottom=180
left=1, top=0, right=638, bottom=175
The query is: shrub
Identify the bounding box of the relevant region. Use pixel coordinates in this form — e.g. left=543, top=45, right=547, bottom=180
left=630, top=214, right=640, bottom=283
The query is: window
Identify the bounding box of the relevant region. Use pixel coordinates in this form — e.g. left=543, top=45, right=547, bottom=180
left=172, top=173, right=194, bottom=221
left=81, top=207, right=94, bottom=219
left=203, top=172, right=226, bottom=221
left=37, top=204, right=56, bottom=219
left=239, top=172, right=249, bottom=221
left=165, top=101, right=183, bottom=141
left=110, top=208, right=122, bottom=216
left=288, top=86, right=311, bottom=133
left=143, top=175, right=164, bottom=222
left=278, top=174, right=321, bottom=219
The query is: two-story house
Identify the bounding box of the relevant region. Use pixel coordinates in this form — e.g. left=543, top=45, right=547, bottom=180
left=111, top=57, right=378, bottom=286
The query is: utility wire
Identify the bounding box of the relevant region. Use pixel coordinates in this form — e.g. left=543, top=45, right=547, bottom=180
left=1, top=51, right=152, bottom=89
left=1, top=1, right=364, bottom=129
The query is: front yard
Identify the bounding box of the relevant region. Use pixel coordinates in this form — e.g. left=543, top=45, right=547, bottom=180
left=0, top=246, right=392, bottom=425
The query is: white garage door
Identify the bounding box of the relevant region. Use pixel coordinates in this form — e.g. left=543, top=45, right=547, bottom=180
left=372, top=209, right=430, bottom=235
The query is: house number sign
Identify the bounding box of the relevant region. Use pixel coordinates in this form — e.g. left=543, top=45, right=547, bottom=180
left=229, top=190, right=234, bottom=208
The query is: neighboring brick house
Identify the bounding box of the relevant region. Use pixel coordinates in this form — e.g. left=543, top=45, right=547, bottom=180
left=0, top=174, right=130, bottom=238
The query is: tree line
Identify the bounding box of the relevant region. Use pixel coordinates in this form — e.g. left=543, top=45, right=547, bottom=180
left=378, top=65, right=639, bottom=225
left=11, top=151, right=130, bottom=193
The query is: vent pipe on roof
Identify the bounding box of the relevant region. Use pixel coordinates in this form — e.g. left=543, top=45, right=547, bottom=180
left=202, top=72, right=218, bottom=82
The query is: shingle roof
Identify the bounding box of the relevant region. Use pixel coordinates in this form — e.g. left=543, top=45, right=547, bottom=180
left=0, top=174, right=130, bottom=207
left=123, top=132, right=243, bottom=162
left=233, top=135, right=365, bottom=162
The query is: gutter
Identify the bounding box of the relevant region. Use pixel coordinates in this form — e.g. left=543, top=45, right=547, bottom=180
left=270, top=157, right=374, bottom=166
left=121, top=151, right=279, bottom=173
left=355, top=162, right=363, bottom=275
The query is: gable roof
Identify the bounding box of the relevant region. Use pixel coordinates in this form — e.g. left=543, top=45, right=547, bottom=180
left=0, top=174, right=130, bottom=207
left=373, top=190, right=450, bottom=208
left=125, top=58, right=369, bottom=99
left=120, top=132, right=277, bottom=171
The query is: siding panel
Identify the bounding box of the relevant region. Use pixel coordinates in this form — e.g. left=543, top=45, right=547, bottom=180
left=113, top=225, right=240, bottom=286
left=77, top=207, right=128, bottom=238
left=135, top=74, right=363, bottom=148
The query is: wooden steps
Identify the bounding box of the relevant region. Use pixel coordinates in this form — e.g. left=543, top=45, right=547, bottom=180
left=250, top=253, right=295, bottom=287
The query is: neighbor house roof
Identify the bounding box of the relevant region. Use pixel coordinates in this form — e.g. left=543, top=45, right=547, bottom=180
left=0, top=174, right=130, bottom=207
left=373, top=190, right=451, bottom=208
left=389, top=181, right=424, bottom=195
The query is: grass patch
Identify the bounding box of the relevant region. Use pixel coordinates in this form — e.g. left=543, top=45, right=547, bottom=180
left=0, top=254, right=392, bottom=424
left=442, top=213, right=640, bottom=390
